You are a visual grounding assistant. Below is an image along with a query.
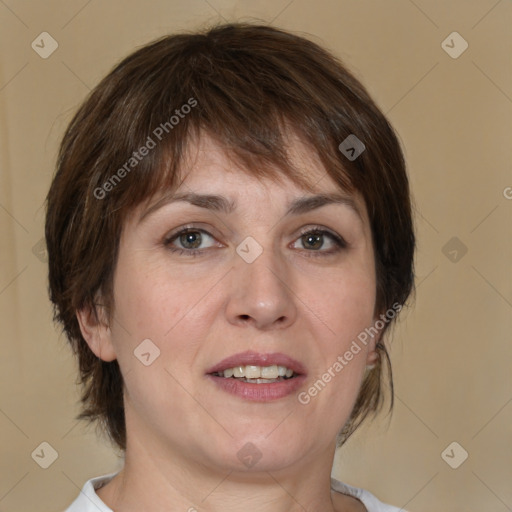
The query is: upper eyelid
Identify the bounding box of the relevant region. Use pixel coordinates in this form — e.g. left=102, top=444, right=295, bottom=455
left=164, top=225, right=218, bottom=243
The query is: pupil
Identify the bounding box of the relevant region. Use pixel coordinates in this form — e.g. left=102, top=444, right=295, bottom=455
left=304, top=233, right=322, bottom=250
left=181, top=231, right=201, bottom=249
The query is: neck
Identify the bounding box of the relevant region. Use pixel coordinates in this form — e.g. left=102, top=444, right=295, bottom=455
left=98, top=431, right=344, bottom=512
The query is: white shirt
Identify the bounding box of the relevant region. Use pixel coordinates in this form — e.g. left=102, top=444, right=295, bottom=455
left=63, top=472, right=407, bottom=512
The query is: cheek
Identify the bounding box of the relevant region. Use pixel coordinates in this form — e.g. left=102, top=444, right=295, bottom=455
left=308, top=258, right=376, bottom=346
left=110, top=255, right=221, bottom=369
left=107, top=261, right=208, bottom=421
left=299, top=267, right=374, bottom=423
left=113, top=254, right=190, bottom=332
left=333, top=273, right=375, bottom=338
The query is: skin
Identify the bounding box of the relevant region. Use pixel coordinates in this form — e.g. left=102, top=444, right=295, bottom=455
left=77, top=133, right=381, bottom=512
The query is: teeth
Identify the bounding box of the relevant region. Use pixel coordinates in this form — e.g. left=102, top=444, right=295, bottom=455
left=261, top=365, right=279, bottom=379
left=233, top=366, right=244, bottom=378
left=245, top=365, right=261, bottom=379
left=245, top=378, right=281, bottom=384
left=220, top=364, right=295, bottom=379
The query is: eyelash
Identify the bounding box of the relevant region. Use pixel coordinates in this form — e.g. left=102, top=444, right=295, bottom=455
left=163, top=225, right=347, bottom=258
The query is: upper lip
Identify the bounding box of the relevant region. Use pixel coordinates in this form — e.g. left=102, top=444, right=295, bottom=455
left=206, top=350, right=307, bottom=375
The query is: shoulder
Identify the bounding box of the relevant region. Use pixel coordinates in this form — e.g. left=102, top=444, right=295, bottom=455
left=62, top=473, right=118, bottom=512
left=331, top=477, right=408, bottom=512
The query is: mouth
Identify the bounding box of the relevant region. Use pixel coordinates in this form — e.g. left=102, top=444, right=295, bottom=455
left=205, top=351, right=307, bottom=401
left=210, top=364, right=297, bottom=384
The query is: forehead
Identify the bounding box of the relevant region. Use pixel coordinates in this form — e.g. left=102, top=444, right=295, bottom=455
left=127, top=131, right=370, bottom=229
left=167, top=132, right=360, bottom=201
left=181, top=132, right=323, bottom=186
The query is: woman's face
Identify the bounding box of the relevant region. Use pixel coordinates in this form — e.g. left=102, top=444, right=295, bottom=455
left=85, top=133, right=380, bottom=473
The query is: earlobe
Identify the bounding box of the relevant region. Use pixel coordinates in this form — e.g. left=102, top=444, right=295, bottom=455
left=75, top=300, right=117, bottom=362
left=366, top=304, right=391, bottom=366
left=365, top=349, right=379, bottom=369
left=365, top=320, right=383, bottom=369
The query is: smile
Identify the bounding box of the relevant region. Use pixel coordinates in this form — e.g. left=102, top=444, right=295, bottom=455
left=205, top=351, right=307, bottom=400
left=212, top=364, right=295, bottom=383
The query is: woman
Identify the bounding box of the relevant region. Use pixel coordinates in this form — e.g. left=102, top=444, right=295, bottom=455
left=46, top=22, right=415, bottom=512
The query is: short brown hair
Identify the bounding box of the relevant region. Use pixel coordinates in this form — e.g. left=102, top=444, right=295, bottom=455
left=45, top=22, right=415, bottom=452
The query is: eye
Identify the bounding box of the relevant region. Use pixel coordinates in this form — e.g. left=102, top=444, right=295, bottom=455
left=164, top=227, right=218, bottom=257
left=163, top=224, right=347, bottom=258
left=291, top=226, right=347, bottom=256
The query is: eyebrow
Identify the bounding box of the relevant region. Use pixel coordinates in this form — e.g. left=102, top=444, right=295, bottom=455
left=138, top=191, right=363, bottom=224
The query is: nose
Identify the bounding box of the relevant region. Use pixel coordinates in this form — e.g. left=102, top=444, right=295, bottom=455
left=225, top=244, right=297, bottom=331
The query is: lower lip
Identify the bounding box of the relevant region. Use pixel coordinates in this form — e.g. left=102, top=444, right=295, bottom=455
left=207, top=374, right=307, bottom=401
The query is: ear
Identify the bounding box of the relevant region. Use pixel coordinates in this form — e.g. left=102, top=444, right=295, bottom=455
left=365, top=346, right=379, bottom=369
left=365, top=316, right=384, bottom=369
left=76, top=296, right=117, bottom=362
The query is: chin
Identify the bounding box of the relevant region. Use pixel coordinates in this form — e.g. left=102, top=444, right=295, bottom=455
left=201, top=431, right=309, bottom=474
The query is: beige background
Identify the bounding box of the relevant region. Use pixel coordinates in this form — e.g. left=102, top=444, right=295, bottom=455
left=1, top=1, right=511, bottom=511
